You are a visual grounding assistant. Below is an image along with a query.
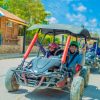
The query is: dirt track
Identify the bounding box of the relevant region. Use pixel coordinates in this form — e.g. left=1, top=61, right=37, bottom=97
left=0, top=58, right=100, bottom=100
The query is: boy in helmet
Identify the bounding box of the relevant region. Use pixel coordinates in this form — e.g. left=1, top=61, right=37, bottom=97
left=66, top=41, right=82, bottom=74
left=56, top=41, right=83, bottom=88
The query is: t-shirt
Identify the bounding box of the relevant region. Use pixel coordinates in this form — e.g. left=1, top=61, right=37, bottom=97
left=66, top=52, right=82, bottom=69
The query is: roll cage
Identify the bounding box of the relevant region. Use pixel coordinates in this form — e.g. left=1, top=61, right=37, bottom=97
left=22, top=24, right=92, bottom=66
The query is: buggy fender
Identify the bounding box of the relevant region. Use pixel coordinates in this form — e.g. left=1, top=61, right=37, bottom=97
left=61, top=36, right=71, bottom=64
left=24, top=33, right=38, bottom=59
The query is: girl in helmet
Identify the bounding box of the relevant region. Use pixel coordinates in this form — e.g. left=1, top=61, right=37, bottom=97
left=46, top=43, right=59, bottom=57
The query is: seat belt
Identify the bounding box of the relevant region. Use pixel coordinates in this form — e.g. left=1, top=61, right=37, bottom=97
left=66, top=52, right=79, bottom=67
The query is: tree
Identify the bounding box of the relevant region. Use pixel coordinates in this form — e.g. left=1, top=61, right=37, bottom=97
left=5, top=0, right=50, bottom=25
left=0, top=0, right=51, bottom=44
left=0, top=0, right=4, bottom=7
left=0, top=0, right=7, bottom=9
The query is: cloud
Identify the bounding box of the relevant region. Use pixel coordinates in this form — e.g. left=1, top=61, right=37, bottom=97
left=89, top=18, right=98, bottom=29
left=66, top=13, right=86, bottom=23
left=88, top=28, right=100, bottom=34
left=47, top=17, right=58, bottom=24
left=72, top=4, right=87, bottom=12
left=85, top=18, right=97, bottom=28
left=90, top=18, right=97, bottom=24
left=84, top=18, right=99, bottom=34
left=66, top=12, right=99, bottom=34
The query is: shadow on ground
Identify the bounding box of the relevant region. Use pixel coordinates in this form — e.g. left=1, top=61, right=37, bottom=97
left=24, top=85, right=100, bottom=100
left=25, top=88, right=70, bottom=100
left=9, top=89, right=28, bottom=94
left=83, top=85, right=100, bottom=100
left=90, top=67, right=100, bottom=74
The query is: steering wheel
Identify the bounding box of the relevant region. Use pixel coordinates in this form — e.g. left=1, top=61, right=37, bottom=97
left=54, top=49, right=63, bottom=56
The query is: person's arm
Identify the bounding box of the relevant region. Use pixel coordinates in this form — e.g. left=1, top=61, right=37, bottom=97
left=36, top=40, right=46, bottom=56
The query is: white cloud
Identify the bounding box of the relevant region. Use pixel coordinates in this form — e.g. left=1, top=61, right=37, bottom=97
left=66, top=13, right=86, bottom=23
left=85, top=18, right=97, bottom=28
left=77, top=5, right=87, bottom=12
left=72, top=4, right=87, bottom=12
left=89, top=28, right=100, bottom=34
left=47, top=17, right=58, bottom=24
left=90, top=18, right=97, bottom=27
left=66, top=13, right=74, bottom=22
left=90, top=18, right=97, bottom=24
left=79, top=17, right=97, bottom=27
left=83, top=18, right=99, bottom=34
left=66, top=12, right=99, bottom=34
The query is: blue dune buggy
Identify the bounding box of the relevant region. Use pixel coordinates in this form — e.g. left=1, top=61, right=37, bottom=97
left=5, top=24, right=90, bottom=100
left=85, top=38, right=100, bottom=73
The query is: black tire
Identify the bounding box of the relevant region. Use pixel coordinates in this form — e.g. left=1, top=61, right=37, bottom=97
left=5, top=68, right=19, bottom=92
left=98, top=65, right=100, bottom=74
left=70, top=76, right=84, bottom=100
left=97, top=60, right=100, bottom=73
left=80, top=66, right=90, bottom=87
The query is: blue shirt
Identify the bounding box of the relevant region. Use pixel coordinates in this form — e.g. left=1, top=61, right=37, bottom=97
left=66, top=52, right=82, bottom=69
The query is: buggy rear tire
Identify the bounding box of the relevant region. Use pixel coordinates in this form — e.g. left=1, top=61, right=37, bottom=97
left=5, top=68, right=19, bottom=92
left=97, top=62, right=100, bottom=73
left=98, top=66, right=100, bottom=73
left=70, top=76, right=84, bottom=100
left=80, top=66, right=90, bottom=87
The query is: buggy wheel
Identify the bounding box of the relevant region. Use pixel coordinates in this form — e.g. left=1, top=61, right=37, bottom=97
left=70, top=76, right=84, bottom=100
left=5, top=68, right=19, bottom=92
left=80, top=66, right=90, bottom=87
left=97, top=62, right=100, bottom=73
left=98, top=65, right=100, bottom=73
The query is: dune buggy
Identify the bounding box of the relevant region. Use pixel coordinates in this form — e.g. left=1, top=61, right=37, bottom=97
left=85, top=37, right=100, bottom=73
left=5, top=24, right=90, bottom=100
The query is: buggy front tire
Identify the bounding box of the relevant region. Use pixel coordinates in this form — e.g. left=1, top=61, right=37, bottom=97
left=80, top=66, right=90, bottom=87
left=5, top=68, right=19, bottom=92
left=70, top=76, right=84, bottom=100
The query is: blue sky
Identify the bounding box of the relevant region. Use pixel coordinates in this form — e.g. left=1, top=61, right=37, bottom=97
left=42, top=0, right=100, bottom=34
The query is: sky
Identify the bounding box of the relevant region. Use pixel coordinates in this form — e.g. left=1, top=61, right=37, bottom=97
left=42, top=0, right=100, bottom=34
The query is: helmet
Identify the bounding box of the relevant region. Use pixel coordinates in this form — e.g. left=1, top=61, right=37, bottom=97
left=49, top=43, right=59, bottom=49
left=70, top=41, right=79, bottom=48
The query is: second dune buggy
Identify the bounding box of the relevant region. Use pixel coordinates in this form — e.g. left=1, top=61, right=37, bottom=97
left=85, top=38, right=100, bottom=73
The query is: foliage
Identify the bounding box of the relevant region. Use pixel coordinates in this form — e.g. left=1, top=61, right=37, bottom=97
left=26, top=29, right=38, bottom=44
left=38, top=34, right=53, bottom=45
left=5, top=0, right=50, bottom=25
left=55, top=37, right=60, bottom=44
left=0, top=0, right=4, bottom=7
left=1, top=0, right=51, bottom=44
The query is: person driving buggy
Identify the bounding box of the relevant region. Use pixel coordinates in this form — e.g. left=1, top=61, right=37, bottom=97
left=45, top=43, right=60, bottom=57
left=89, top=42, right=100, bottom=56
left=66, top=41, right=83, bottom=75
left=56, top=41, right=83, bottom=87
